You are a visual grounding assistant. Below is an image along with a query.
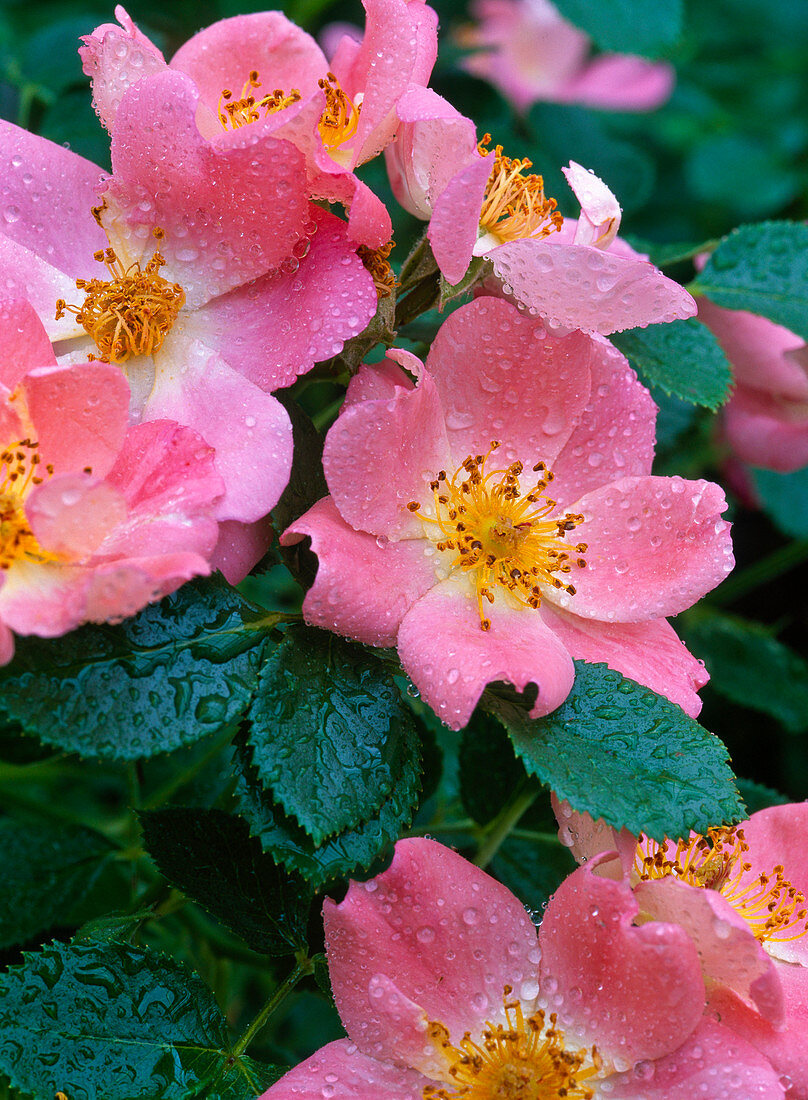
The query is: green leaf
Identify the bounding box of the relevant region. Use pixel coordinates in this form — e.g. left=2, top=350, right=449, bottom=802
left=0, top=819, right=112, bottom=948
left=439, top=258, right=491, bottom=309
left=737, top=779, right=789, bottom=816
left=551, top=0, right=682, bottom=56
left=490, top=836, right=576, bottom=915
left=693, top=222, right=808, bottom=341
left=271, top=395, right=327, bottom=538
left=185, top=1057, right=284, bottom=1100
left=610, top=319, right=732, bottom=409
left=459, top=710, right=531, bottom=826
left=681, top=613, right=808, bottom=733
left=751, top=467, right=808, bottom=538
left=0, top=941, right=255, bottom=1099
left=233, top=736, right=421, bottom=889
left=0, top=575, right=273, bottom=760
left=484, top=661, right=744, bottom=841
left=247, top=626, right=422, bottom=844
left=139, top=807, right=313, bottom=956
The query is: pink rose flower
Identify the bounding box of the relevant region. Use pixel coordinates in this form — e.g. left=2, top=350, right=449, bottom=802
left=555, top=797, right=808, bottom=1096
left=80, top=2, right=438, bottom=249
left=0, top=56, right=378, bottom=579
left=260, top=838, right=785, bottom=1099
left=458, top=0, right=674, bottom=115
left=697, top=298, right=808, bottom=473
left=0, top=299, right=223, bottom=664
left=283, top=297, right=733, bottom=728
left=386, top=96, right=695, bottom=334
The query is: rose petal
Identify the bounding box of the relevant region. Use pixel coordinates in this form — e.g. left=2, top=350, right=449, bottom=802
left=259, top=1038, right=428, bottom=1100
left=397, top=577, right=575, bottom=729
left=26, top=475, right=127, bottom=560
left=80, top=5, right=167, bottom=131
left=0, top=299, right=57, bottom=390
left=429, top=156, right=492, bottom=283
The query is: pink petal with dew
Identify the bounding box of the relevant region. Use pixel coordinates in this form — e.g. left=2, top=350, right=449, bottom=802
left=259, top=1038, right=428, bottom=1100
left=698, top=299, right=808, bottom=401
left=425, top=297, right=593, bottom=470
left=397, top=577, right=575, bottom=729
left=84, top=553, right=212, bottom=623
left=539, top=856, right=704, bottom=1066
left=634, top=876, right=784, bottom=1025
left=0, top=390, right=24, bottom=447
left=0, top=234, right=88, bottom=342
left=489, top=238, right=696, bottom=334
left=342, top=354, right=416, bottom=410
left=552, top=475, right=733, bottom=623
left=324, top=838, right=541, bottom=1066
left=723, top=388, right=808, bottom=473
left=605, top=1018, right=787, bottom=1100
left=559, top=55, right=675, bottom=113
left=547, top=335, right=656, bottom=507
left=0, top=560, right=90, bottom=638
left=741, top=803, right=808, bottom=967
left=0, top=619, right=14, bottom=666
left=551, top=795, right=637, bottom=874
left=0, top=300, right=56, bottom=390
left=429, top=155, right=492, bottom=283
left=386, top=85, right=478, bottom=218
left=282, top=496, right=440, bottom=647
left=323, top=359, right=451, bottom=540
left=101, top=420, right=222, bottom=560
left=562, top=162, right=621, bottom=248
left=170, top=12, right=327, bottom=117
left=210, top=517, right=274, bottom=586
left=708, top=965, right=808, bottom=1099
left=143, top=339, right=292, bottom=524
left=0, top=119, right=106, bottom=278
left=23, top=361, right=129, bottom=479
left=105, top=70, right=309, bottom=306
left=340, top=0, right=438, bottom=166
left=539, top=607, right=708, bottom=718
left=26, top=475, right=127, bottom=560
left=188, top=207, right=377, bottom=392
left=79, top=5, right=167, bottom=132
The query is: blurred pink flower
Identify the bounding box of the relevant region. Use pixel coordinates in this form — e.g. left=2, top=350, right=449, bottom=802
left=283, top=297, right=733, bottom=728
left=260, top=837, right=785, bottom=1100
left=386, top=96, right=695, bottom=333
left=80, top=2, right=438, bottom=249
left=555, top=797, right=808, bottom=1096
left=698, top=299, right=808, bottom=473
left=0, top=300, right=223, bottom=664
left=458, top=0, right=674, bottom=115
left=0, top=62, right=378, bottom=578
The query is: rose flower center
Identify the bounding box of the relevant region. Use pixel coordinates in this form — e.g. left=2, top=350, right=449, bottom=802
left=217, top=71, right=302, bottom=130
left=56, top=226, right=185, bottom=364
left=215, top=69, right=361, bottom=151
left=408, top=442, right=586, bottom=630
left=635, top=827, right=808, bottom=945
left=423, top=987, right=599, bottom=1100
left=1, top=440, right=56, bottom=570
left=478, top=136, right=563, bottom=245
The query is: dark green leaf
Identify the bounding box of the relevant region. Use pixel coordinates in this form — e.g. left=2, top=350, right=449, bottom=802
left=552, top=0, right=682, bottom=56
left=0, top=819, right=112, bottom=948
left=312, top=954, right=334, bottom=1003
left=0, top=575, right=272, bottom=760
left=694, top=222, right=808, bottom=341
left=682, top=613, right=808, bottom=733
left=439, top=258, right=491, bottom=309
left=72, top=914, right=148, bottom=947
left=459, top=710, right=531, bottom=826
left=622, top=237, right=719, bottom=269
left=751, top=467, right=808, bottom=538
left=490, top=836, right=576, bottom=915
left=484, top=661, right=744, bottom=840
left=186, top=1057, right=284, bottom=1100
left=0, top=941, right=247, bottom=1099
left=610, top=319, right=732, bottom=409
left=233, top=737, right=421, bottom=889
left=247, top=626, right=422, bottom=844
left=271, top=395, right=327, bottom=537
left=140, top=807, right=313, bottom=956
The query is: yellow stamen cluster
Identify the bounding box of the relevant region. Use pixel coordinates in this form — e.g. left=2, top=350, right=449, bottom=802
left=478, top=135, right=563, bottom=244
left=0, top=440, right=56, bottom=570
left=423, top=987, right=599, bottom=1100
left=635, top=828, right=808, bottom=945
left=408, top=443, right=586, bottom=631
left=217, top=71, right=302, bottom=130
left=56, top=228, right=185, bottom=364
left=358, top=240, right=396, bottom=298
left=318, top=71, right=361, bottom=149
